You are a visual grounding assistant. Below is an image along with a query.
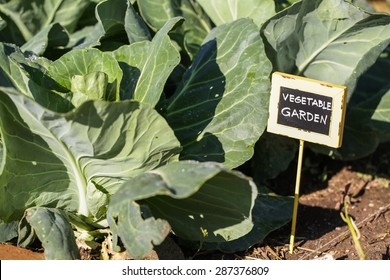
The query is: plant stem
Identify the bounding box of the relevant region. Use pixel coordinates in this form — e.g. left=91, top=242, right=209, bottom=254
left=340, top=198, right=366, bottom=260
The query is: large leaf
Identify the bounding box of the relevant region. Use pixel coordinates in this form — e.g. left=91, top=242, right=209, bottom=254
left=69, top=0, right=150, bottom=50
left=47, top=48, right=122, bottom=103
left=124, top=0, right=152, bottom=43
left=309, top=46, right=390, bottom=159
left=0, top=89, right=181, bottom=222
left=0, top=220, right=18, bottom=242
left=258, top=0, right=390, bottom=170
left=367, top=89, right=390, bottom=142
left=203, top=192, right=293, bottom=253
left=197, top=0, right=275, bottom=27
left=18, top=207, right=80, bottom=260
left=137, top=0, right=212, bottom=58
left=261, top=0, right=390, bottom=97
left=165, top=18, right=272, bottom=168
left=107, top=161, right=257, bottom=259
left=252, top=133, right=298, bottom=185
left=0, top=0, right=90, bottom=45
left=315, top=88, right=390, bottom=160
left=96, top=0, right=150, bottom=45
left=349, top=47, right=390, bottom=106
left=21, top=23, right=69, bottom=56
left=0, top=43, right=72, bottom=112
left=113, top=17, right=182, bottom=105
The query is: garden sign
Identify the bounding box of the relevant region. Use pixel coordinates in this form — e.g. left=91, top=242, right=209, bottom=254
left=267, top=72, right=347, bottom=253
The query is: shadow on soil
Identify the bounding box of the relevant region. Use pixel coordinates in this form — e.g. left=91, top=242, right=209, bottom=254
left=265, top=204, right=345, bottom=244
left=294, top=205, right=345, bottom=240
left=267, top=142, right=389, bottom=197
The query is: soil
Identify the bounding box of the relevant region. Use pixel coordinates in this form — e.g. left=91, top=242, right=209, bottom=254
left=244, top=144, right=390, bottom=260
left=0, top=244, right=44, bottom=260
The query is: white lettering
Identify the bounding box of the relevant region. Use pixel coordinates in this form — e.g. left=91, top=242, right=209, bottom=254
left=281, top=92, right=332, bottom=111
left=281, top=107, right=291, bottom=117
left=299, top=110, right=306, bottom=121
left=320, top=115, right=328, bottom=125
left=280, top=107, right=328, bottom=125
left=307, top=112, right=313, bottom=122
left=291, top=109, right=299, bottom=118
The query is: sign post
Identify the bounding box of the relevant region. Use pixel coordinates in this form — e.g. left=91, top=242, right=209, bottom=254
left=290, top=138, right=304, bottom=254
left=267, top=72, right=347, bottom=253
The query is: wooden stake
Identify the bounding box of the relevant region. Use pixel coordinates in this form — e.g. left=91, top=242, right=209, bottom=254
left=289, top=139, right=305, bottom=254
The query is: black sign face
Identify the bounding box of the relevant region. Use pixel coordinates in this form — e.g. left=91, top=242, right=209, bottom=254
left=277, top=87, right=333, bottom=135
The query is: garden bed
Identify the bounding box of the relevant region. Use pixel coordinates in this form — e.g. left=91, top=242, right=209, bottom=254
left=0, top=0, right=389, bottom=261
left=1, top=144, right=389, bottom=260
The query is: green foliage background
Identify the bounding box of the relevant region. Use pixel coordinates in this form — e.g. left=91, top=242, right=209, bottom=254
left=0, top=0, right=389, bottom=259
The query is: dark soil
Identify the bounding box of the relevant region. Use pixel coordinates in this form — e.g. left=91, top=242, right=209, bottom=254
left=238, top=144, right=390, bottom=260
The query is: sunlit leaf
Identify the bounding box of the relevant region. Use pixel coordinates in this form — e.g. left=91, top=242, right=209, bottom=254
left=0, top=89, right=181, bottom=221
left=165, top=19, right=272, bottom=168
left=137, top=0, right=212, bottom=58
left=48, top=48, right=122, bottom=102
left=113, top=17, right=182, bottom=105
left=108, top=161, right=257, bottom=258
left=197, top=0, right=275, bottom=27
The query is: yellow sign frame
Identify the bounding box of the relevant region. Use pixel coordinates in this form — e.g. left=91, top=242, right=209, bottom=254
left=267, top=72, right=347, bottom=148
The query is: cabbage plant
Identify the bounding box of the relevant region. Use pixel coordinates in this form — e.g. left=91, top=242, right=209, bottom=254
left=0, top=0, right=389, bottom=259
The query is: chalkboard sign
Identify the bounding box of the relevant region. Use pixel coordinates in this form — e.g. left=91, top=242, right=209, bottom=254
left=267, top=72, right=347, bottom=148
